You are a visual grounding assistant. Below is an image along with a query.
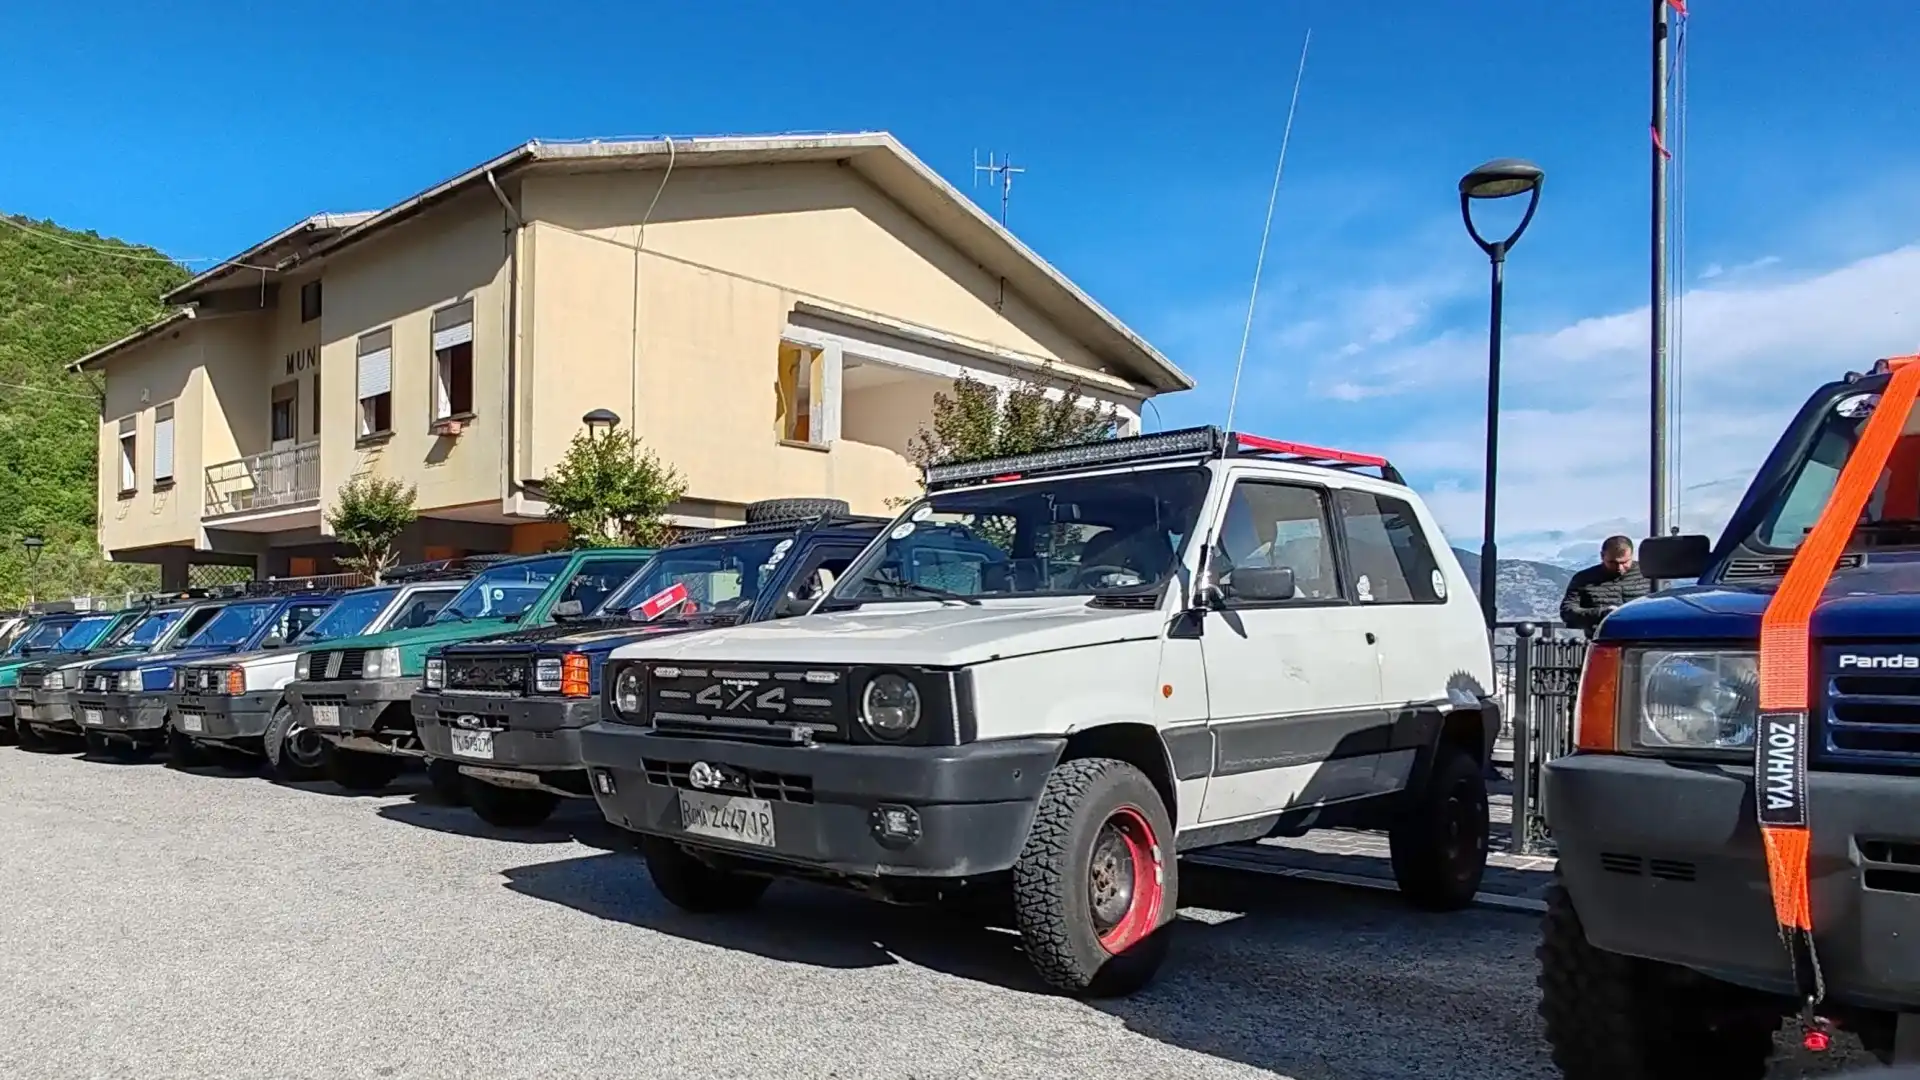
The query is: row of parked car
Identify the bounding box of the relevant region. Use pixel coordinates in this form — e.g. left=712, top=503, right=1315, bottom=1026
left=2, top=425, right=1508, bottom=998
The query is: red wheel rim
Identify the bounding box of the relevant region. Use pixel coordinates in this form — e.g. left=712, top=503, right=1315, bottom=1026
left=1091, top=806, right=1164, bottom=953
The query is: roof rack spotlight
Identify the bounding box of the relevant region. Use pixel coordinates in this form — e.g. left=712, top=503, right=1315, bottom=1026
left=923, top=425, right=1400, bottom=490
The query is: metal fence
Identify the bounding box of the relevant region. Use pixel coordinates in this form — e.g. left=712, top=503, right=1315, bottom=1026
left=1492, top=620, right=1589, bottom=855
left=188, top=564, right=254, bottom=589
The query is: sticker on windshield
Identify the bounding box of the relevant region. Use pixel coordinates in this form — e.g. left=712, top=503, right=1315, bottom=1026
left=911, top=507, right=934, bottom=522
left=1837, top=393, right=1879, bottom=419
left=773, top=539, right=794, bottom=553
left=890, top=522, right=916, bottom=540
left=1431, top=569, right=1447, bottom=599
left=636, top=582, right=692, bottom=621
left=1356, top=574, right=1374, bottom=602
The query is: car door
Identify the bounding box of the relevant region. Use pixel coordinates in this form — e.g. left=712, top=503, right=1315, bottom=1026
left=1197, top=475, right=1386, bottom=823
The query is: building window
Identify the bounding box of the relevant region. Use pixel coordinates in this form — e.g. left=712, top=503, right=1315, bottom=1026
left=431, top=300, right=474, bottom=421
left=300, top=280, right=322, bottom=323
left=153, top=404, right=175, bottom=485
left=117, top=416, right=137, bottom=494
left=356, top=329, right=393, bottom=439
left=312, top=371, right=322, bottom=436
left=776, top=341, right=824, bottom=446
left=271, top=380, right=299, bottom=444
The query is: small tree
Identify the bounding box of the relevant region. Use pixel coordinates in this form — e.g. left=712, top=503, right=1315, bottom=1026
left=541, top=428, right=686, bottom=549
left=327, top=473, right=418, bottom=583
left=907, top=372, right=1120, bottom=475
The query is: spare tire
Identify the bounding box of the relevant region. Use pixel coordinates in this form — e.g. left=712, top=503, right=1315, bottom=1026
left=744, top=498, right=850, bottom=524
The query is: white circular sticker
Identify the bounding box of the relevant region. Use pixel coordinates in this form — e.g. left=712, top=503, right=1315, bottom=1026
left=1356, top=574, right=1373, bottom=602
left=890, top=522, right=916, bottom=540
left=773, top=538, right=794, bottom=553
left=911, top=506, right=934, bottom=522
left=1431, top=569, right=1447, bottom=599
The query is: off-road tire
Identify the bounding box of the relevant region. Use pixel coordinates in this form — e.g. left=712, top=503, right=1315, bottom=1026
left=84, top=730, right=110, bottom=758
left=323, top=746, right=403, bottom=792
left=1389, top=743, right=1490, bottom=911
left=641, top=835, right=771, bottom=913
left=467, top=780, right=559, bottom=828
left=165, top=725, right=206, bottom=769
left=1538, top=879, right=1779, bottom=1080
left=0, top=715, right=14, bottom=746
left=15, top=717, right=47, bottom=751
left=743, top=497, right=849, bottom=524
left=1011, top=757, right=1176, bottom=998
left=425, top=759, right=469, bottom=806
left=263, top=704, right=325, bottom=783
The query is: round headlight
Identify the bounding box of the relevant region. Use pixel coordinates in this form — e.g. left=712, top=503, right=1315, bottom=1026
left=615, top=667, right=645, bottom=717
left=861, top=673, right=921, bottom=737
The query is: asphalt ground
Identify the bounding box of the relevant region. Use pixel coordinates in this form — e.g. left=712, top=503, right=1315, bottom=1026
left=0, top=747, right=1877, bottom=1080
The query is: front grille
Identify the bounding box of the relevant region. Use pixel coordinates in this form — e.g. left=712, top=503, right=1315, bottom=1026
left=1822, top=645, right=1920, bottom=765
left=1723, top=553, right=1864, bottom=581
left=17, top=669, right=45, bottom=690
left=182, top=668, right=224, bottom=694
left=646, top=662, right=848, bottom=744
left=85, top=672, right=115, bottom=693
left=308, top=650, right=367, bottom=681
left=642, top=758, right=814, bottom=803
left=445, top=654, right=530, bottom=694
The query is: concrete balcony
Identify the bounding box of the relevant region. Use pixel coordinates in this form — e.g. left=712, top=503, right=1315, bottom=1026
left=204, top=443, right=321, bottom=523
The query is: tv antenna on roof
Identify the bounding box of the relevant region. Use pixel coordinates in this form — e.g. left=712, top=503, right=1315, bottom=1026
left=973, top=150, right=1026, bottom=226
left=1222, top=28, right=1313, bottom=447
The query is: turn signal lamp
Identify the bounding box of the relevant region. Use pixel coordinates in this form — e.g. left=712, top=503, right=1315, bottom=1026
left=561, top=653, right=592, bottom=698
left=1574, top=645, right=1621, bottom=752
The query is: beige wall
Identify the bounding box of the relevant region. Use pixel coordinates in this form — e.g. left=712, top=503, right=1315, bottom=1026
left=841, top=373, right=946, bottom=460
left=97, top=322, right=212, bottom=552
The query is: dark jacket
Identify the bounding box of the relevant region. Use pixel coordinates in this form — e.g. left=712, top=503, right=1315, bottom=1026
left=1559, top=563, right=1652, bottom=637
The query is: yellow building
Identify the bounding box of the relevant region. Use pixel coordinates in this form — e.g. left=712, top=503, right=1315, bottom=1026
left=69, top=133, right=1190, bottom=583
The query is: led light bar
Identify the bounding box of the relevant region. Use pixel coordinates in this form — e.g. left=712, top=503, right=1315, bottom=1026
left=923, top=424, right=1399, bottom=490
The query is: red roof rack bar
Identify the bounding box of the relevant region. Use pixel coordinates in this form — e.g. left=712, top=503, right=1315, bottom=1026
left=1230, top=433, right=1389, bottom=469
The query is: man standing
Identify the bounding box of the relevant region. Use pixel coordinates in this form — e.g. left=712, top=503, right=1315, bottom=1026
left=1560, top=535, right=1651, bottom=638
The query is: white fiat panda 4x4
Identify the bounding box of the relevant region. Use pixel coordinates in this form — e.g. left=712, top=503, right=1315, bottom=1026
left=579, top=426, right=1500, bottom=996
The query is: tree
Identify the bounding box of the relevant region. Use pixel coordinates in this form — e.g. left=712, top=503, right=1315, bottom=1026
left=901, top=372, right=1121, bottom=494
left=540, top=428, right=686, bottom=549
left=327, top=473, right=418, bottom=583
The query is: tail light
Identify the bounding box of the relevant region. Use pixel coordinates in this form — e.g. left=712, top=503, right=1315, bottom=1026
left=225, top=667, right=246, bottom=695
left=561, top=653, right=591, bottom=698
left=1574, top=645, right=1622, bottom=752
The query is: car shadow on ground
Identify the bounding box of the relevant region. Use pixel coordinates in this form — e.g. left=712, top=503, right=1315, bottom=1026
left=380, top=795, right=631, bottom=852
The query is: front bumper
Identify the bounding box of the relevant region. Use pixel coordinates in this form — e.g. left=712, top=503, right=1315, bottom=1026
left=172, top=690, right=280, bottom=742
left=14, top=688, right=77, bottom=733
left=578, top=722, right=1064, bottom=880
left=289, top=678, right=423, bottom=755
left=414, top=691, right=597, bottom=793
left=71, top=691, right=171, bottom=735
left=1546, top=752, right=1920, bottom=1011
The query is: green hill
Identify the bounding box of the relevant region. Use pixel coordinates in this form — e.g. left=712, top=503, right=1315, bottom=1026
left=0, top=215, right=189, bottom=605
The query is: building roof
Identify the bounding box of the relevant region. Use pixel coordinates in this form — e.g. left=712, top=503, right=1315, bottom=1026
left=67, top=308, right=195, bottom=372
left=163, top=132, right=1193, bottom=393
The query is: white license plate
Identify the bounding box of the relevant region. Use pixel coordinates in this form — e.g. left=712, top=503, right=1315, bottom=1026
left=449, top=729, right=494, bottom=759
left=179, top=713, right=203, bottom=733
left=677, top=790, right=776, bottom=848
left=82, top=708, right=103, bottom=726
left=311, top=705, right=340, bottom=728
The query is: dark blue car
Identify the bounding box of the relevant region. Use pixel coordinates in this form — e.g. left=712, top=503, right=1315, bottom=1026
left=415, top=510, right=886, bottom=826
left=73, top=591, right=340, bottom=763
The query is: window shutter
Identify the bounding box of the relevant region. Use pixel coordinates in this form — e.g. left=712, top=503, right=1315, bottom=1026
left=154, top=405, right=175, bottom=480
left=432, top=300, right=474, bottom=351
left=357, top=329, right=393, bottom=399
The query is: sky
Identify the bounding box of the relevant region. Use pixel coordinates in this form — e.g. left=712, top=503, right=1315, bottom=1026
left=5, top=1, right=1920, bottom=567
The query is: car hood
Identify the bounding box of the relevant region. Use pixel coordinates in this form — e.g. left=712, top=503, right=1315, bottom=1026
left=607, top=597, right=1163, bottom=668
left=1604, top=561, right=1920, bottom=643
left=305, top=617, right=526, bottom=652
left=88, top=645, right=232, bottom=672
left=440, top=615, right=748, bottom=657
left=188, top=643, right=309, bottom=670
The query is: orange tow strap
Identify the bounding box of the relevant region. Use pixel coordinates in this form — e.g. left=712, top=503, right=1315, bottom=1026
left=1756, top=354, right=1920, bottom=1029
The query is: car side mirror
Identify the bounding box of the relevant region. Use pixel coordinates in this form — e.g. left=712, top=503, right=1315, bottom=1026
left=1224, top=566, right=1296, bottom=602
left=261, top=635, right=284, bottom=650
left=552, top=599, right=585, bottom=619
left=1639, top=534, right=1711, bottom=580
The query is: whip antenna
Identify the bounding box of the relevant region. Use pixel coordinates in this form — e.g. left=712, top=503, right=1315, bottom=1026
left=1222, top=27, right=1312, bottom=446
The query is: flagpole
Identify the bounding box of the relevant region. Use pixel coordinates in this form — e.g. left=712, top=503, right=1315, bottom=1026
left=1651, top=0, right=1672, bottom=548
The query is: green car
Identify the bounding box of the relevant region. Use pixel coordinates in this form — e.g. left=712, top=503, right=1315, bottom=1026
left=285, top=548, right=655, bottom=793
left=0, top=611, right=123, bottom=741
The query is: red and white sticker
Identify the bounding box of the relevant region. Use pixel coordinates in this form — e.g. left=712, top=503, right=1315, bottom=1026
left=636, top=582, right=690, bottom=621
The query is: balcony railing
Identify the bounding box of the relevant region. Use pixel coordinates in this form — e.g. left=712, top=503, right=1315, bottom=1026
left=204, top=443, right=320, bottom=518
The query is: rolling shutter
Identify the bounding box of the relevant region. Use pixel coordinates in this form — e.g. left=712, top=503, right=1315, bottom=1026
left=153, top=404, right=175, bottom=481
left=357, top=329, right=392, bottom=400
left=431, top=300, right=473, bottom=351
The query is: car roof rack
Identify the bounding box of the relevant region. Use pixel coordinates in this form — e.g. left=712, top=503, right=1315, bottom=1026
left=384, top=554, right=514, bottom=583
left=922, top=424, right=1402, bottom=491
left=672, top=513, right=890, bottom=546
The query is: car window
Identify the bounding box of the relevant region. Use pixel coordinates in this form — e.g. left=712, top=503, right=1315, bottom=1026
left=271, top=602, right=334, bottom=645
left=188, top=601, right=282, bottom=650
left=435, top=557, right=569, bottom=622
left=391, top=588, right=458, bottom=629
left=299, top=589, right=396, bottom=643
left=121, top=609, right=186, bottom=649
left=777, top=545, right=868, bottom=617
left=1215, top=481, right=1343, bottom=602
left=1335, top=489, right=1445, bottom=604
left=55, top=616, right=114, bottom=650
left=563, top=559, right=654, bottom=615
left=167, top=605, right=222, bottom=646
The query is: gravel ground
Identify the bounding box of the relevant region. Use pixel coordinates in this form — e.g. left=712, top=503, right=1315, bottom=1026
left=0, top=748, right=1879, bottom=1080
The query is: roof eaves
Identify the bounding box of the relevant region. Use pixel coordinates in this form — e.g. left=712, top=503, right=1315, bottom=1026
left=66, top=308, right=196, bottom=372
left=159, top=211, right=380, bottom=304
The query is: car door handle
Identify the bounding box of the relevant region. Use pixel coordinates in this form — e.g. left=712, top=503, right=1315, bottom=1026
left=1365, top=632, right=1377, bottom=644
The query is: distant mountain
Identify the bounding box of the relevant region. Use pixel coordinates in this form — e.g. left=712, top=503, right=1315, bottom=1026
left=1451, top=547, right=1574, bottom=625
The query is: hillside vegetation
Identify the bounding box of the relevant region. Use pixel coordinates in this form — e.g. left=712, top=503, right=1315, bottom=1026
left=0, top=215, right=187, bottom=606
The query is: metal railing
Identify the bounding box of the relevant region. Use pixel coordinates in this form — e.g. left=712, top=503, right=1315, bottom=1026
left=204, top=443, right=320, bottom=517
left=1493, top=619, right=1589, bottom=855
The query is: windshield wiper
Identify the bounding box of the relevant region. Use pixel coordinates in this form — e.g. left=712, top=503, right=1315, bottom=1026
left=438, top=608, right=473, bottom=623
left=888, top=580, right=982, bottom=606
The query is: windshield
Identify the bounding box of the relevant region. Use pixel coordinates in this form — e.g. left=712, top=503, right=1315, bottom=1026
left=832, top=467, right=1211, bottom=602
left=602, top=537, right=789, bottom=617
left=121, top=609, right=186, bottom=649
left=434, top=557, right=567, bottom=623
left=55, top=616, right=113, bottom=651
left=186, top=600, right=281, bottom=650
left=18, top=621, right=71, bottom=651
left=299, top=589, right=396, bottom=643
left=1754, top=389, right=1920, bottom=551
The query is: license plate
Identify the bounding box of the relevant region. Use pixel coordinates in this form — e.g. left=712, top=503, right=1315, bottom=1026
left=179, top=713, right=203, bottom=733
left=677, top=790, right=776, bottom=848
left=449, top=729, right=494, bottom=759
left=82, top=708, right=103, bottom=726
left=311, top=705, right=340, bottom=728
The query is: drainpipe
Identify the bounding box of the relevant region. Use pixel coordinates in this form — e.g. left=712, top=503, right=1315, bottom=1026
left=487, top=169, right=523, bottom=509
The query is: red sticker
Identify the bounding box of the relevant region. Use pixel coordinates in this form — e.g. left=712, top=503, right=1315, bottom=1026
left=636, top=582, right=690, bottom=621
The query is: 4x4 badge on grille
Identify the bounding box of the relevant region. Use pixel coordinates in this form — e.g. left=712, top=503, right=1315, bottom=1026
left=688, top=761, right=723, bottom=790
left=693, top=682, right=788, bottom=714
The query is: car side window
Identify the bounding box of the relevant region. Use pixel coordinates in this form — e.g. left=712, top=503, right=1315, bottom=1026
left=1334, top=489, right=1445, bottom=604
left=1215, top=480, right=1343, bottom=602
left=775, top=546, right=867, bottom=617
left=562, top=559, right=652, bottom=615
left=394, top=588, right=457, bottom=629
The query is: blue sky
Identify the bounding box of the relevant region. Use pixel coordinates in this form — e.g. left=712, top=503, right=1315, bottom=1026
left=6, top=1, right=1920, bottom=564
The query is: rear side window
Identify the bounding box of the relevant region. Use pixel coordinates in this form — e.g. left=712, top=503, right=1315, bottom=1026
left=1334, top=489, right=1446, bottom=604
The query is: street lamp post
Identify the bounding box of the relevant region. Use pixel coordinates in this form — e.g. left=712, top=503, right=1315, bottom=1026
left=21, top=535, right=44, bottom=607
left=1458, top=158, right=1545, bottom=631
left=582, top=409, right=621, bottom=440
